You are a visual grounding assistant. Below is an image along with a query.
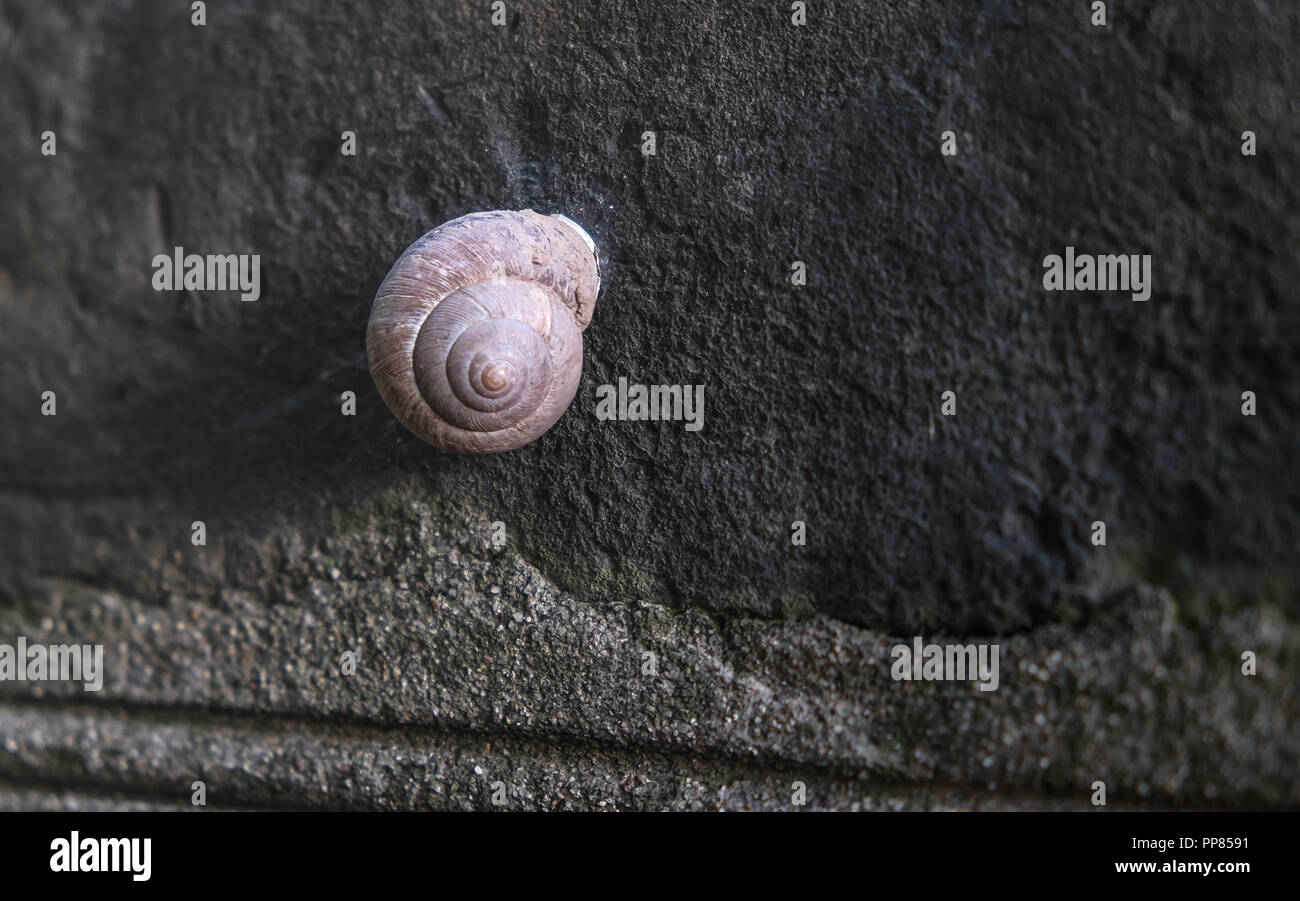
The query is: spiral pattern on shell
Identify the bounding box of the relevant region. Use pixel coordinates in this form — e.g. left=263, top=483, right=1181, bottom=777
left=367, top=210, right=600, bottom=453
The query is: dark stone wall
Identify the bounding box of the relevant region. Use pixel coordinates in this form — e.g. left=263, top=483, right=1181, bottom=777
left=0, top=0, right=1296, bottom=810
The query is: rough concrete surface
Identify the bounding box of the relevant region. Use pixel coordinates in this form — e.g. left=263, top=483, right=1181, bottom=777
left=0, top=0, right=1297, bottom=810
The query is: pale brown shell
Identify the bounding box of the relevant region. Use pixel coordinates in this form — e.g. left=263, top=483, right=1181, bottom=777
left=367, top=210, right=600, bottom=453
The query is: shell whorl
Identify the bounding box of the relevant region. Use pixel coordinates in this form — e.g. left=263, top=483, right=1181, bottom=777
left=367, top=210, right=600, bottom=453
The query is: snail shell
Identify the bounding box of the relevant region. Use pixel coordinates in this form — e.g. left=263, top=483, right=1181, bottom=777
left=367, top=210, right=600, bottom=453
